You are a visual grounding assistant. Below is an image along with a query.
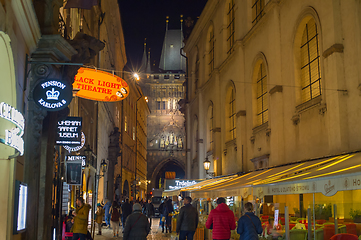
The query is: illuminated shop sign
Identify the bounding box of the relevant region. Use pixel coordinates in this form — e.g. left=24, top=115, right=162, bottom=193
left=0, top=102, right=25, bottom=155
left=33, top=79, right=72, bottom=111
left=73, top=67, right=129, bottom=102
left=63, top=132, right=85, bottom=153
left=56, top=117, right=82, bottom=147
left=164, top=179, right=201, bottom=190
left=66, top=155, right=86, bottom=167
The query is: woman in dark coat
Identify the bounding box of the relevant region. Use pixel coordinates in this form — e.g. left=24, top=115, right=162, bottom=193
left=123, top=203, right=150, bottom=240
left=163, top=199, right=174, bottom=233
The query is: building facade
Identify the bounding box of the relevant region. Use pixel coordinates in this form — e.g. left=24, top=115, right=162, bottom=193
left=184, top=0, right=361, bottom=178
left=141, top=18, right=187, bottom=190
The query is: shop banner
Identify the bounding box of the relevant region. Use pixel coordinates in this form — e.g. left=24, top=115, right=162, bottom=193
left=253, top=173, right=361, bottom=197
left=56, top=117, right=82, bottom=146
left=66, top=160, right=82, bottom=185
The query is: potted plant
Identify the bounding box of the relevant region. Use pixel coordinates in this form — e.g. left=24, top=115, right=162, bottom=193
left=349, top=209, right=361, bottom=223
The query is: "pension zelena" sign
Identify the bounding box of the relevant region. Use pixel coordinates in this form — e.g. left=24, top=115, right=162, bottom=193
left=33, top=79, right=72, bottom=111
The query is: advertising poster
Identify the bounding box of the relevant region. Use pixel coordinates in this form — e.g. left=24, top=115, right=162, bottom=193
left=56, top=117, right=82, bottom=147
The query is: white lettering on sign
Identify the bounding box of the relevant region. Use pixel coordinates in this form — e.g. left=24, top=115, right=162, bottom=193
left=38, top=98, right=66, bottom=109
left=5, top=128, right=24, bottom=155
left=66, top=155, right=86, bottom=167
left=168, top=180, right=198, bottom=190
left=41, top=80, right=66, bottom=90
left=63, top=132, right=86, bottom=153
left=0, top=102, right=25, bottom=132
left=0, top=102, right=25, bottom=155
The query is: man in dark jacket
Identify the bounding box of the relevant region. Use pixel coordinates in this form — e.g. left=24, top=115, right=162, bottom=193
left=121, top=199, right=133, bottom=228
left=144, top=199, right=155, bottom=226
left=205, top=197, right=236, bottom=240
left=176, top=197, right=198, bottom=240
left=123, top=203, right=150, bottom=240
left=237, top=202, right=263, bottom=240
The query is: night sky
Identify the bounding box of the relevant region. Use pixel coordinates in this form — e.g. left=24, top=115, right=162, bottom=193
left=118, top=0, right=208, bottom=71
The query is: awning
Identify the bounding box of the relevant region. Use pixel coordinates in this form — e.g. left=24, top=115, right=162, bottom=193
left=188, top=152, right=361, bottom=199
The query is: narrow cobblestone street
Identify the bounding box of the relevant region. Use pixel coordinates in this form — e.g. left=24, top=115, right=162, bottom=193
left=93, top=218, right=175, bottom=240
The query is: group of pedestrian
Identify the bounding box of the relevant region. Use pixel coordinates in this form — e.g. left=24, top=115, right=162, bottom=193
left=176, top=197, right=263, bottom=240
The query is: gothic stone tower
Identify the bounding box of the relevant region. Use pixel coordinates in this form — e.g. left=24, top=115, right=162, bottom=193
left=141, top=16, right=187, bottom=190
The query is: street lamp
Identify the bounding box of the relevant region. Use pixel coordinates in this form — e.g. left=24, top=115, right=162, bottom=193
left=133, top=73, right=140, bottom=81
left=100, top=159, right=107, bottom=177
left=203, top=157, right=215, bottom=178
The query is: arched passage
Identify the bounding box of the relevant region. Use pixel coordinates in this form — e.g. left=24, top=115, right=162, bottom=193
left=151, top=158, right=186, bottom=189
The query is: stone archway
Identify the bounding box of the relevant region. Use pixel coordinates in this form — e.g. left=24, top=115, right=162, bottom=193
left=150, top=157, right=186, bottom=190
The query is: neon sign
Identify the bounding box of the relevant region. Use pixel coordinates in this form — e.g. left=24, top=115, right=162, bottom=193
left=0, top=102, right=24, bottom=155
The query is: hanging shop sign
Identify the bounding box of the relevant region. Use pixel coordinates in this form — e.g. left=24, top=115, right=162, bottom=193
left=0, top=102, right=25, bottom=155
left=66, top=160, right=82, bottom=185
left=164, top=179, right=202, bottom=190
left=32, top=79, right=72, bottom=111
left=66, top=155, right=86, bottom=167
left=13, top=180, right=27, bottom=234
left=73, top=67, right=129, bottom=102
left=63, top=132, right=85, bottom=153
left=56, top=117, right=82, bottom=146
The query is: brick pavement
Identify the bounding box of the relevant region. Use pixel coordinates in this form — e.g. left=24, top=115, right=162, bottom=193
left=93, top=218, right=177, bottom=240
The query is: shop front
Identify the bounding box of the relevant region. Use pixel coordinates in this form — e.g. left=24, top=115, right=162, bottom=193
left=180, top=152, right=361, bottom=240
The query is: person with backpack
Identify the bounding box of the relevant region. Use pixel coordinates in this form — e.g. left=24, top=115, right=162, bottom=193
left=123, top=203, right=150, bottom=240
left=110, top=201, right=121, bottom=237
left=237, top=202, right=263, bottom=240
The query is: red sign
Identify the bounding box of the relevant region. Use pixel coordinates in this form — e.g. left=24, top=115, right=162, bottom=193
left=73, top=67, right=129, bottom=102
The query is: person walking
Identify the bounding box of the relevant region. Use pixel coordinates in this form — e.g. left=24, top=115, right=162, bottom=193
left=123, top=203, right=151, bottom=240
left=71, top=197, right=91, bottom=240
left=144, top=199, right=155, bottom=227
left=163, top=198, right=174, bottom=233
left=103, top=199, right=111, bottom=228
left=110, top=201, right=121, bottom=237
left=176, top=197, right=198, bottom=240
left=95, top=203, right=105, bottom=235
left=121, top=198, right=133, bottom=229
left=237, top=202, right=263, bottom=240
left=159, top=199, right=166, bottom=232
left=205, top=197, right=236, bottom=240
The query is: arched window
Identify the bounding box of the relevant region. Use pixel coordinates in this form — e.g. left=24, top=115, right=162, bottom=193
left=207, top=104, right=214, bottom=151
left=252, top=0, right=265, bottom=25
left=227, top=0, right=235, bottom=54
left=300, top=18, right=321, bottom=102
left=208, top=26, right=215, bottom=75
left=226, top=87, right=236, bottom=141
left=256, top=62, right=268, bottom=125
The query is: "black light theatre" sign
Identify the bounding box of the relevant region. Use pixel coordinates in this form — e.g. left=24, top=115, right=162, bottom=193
left=56, top=117, right=82, bottom=147
left=33, top=79, right=72, bottom=111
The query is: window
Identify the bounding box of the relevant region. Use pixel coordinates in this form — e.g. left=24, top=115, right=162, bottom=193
left=175, top=75, right=180, bottom=79
left=154, top=75, right=159, bottom=79
left=252, top=0, right=265, bottom=25
left=256, top=63, right=268, bottom=125
left=228, top=88, right=236, bottom=140
left=164, top=75, right=169, bottom=79
left=195, top=53, right=200, bottom=93
left=162, top=101, right=166, bottom=110
left=300, top=18, right=321, bottom=102
left=227, top=0, right=235, bottom=54
left=156, top=101, right=161, bottom=110
left=208, top=27, right=215, bottom=75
